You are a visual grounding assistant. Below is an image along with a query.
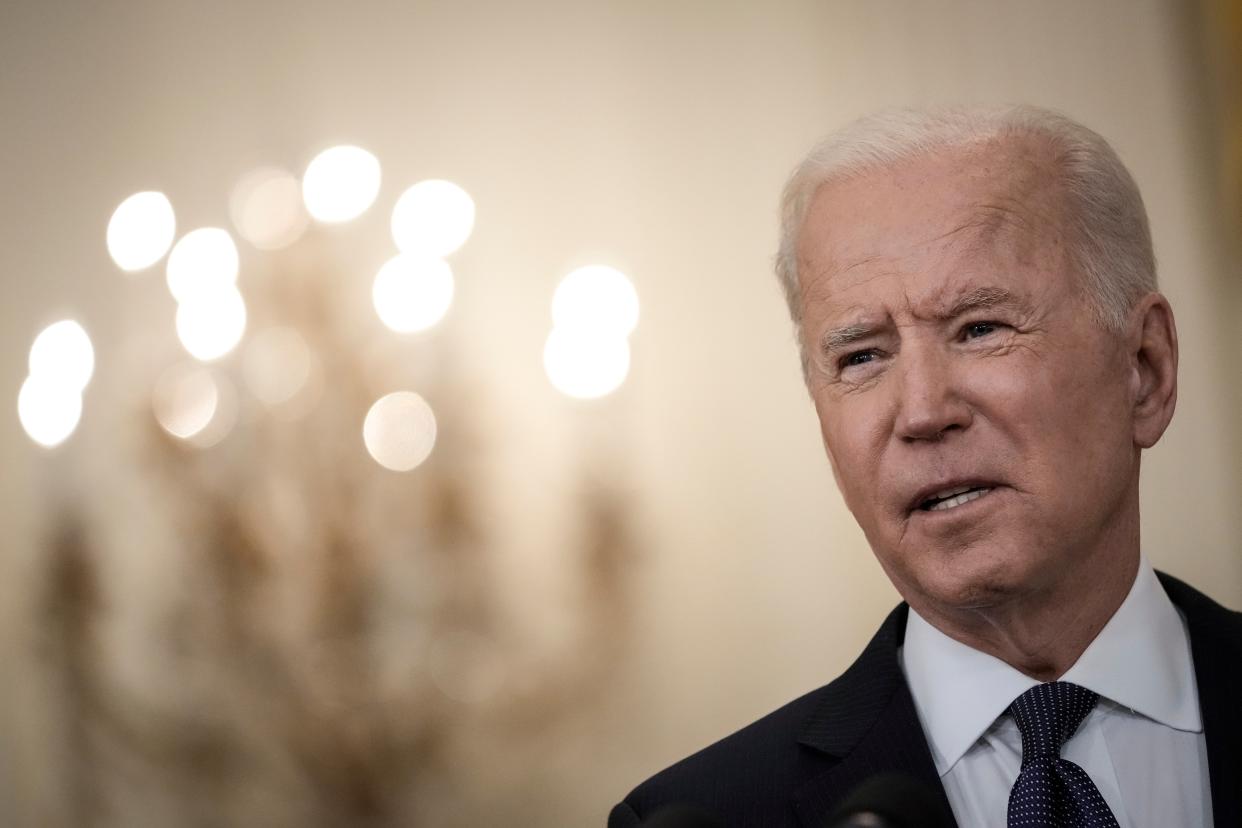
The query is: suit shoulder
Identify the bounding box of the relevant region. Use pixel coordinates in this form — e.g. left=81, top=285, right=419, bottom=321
left=1158, top=571, right=1242, bottom=635
left=616, top=683, right=837, bottom=823
left=610, top=605, right=911, bottom=824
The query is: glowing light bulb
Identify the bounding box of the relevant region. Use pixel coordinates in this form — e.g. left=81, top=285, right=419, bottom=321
left=371, top=255, right=454, bottom=333
left=107, top=191, right=176, bottom=271
left=166, top=228, right=240, bottom=303
left=543, top=328, right=631, bottom=399
left=363, top=391, right=437, bottom=471
left=175, top=286, right=247, bottom=361
left=230, top=167, right=308, bottom=250
left=28, top=320, right=94, bottom=392
left=390, top=179, right=475, bottom=257
left=302, top=145, right=381, bottom=223
left=17, top=375, right=82, bottom=448
left=551, top=265, right=639, bottom=338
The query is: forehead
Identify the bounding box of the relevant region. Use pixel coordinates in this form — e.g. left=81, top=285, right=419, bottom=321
left=796, top=139, right=1072, bottom=315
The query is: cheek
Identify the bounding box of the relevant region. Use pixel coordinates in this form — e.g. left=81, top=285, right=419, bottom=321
left=1055, top=381, right=1136, bottom=488
left=962, top=352, right=1071, bottom=442
left=966, top=349, right=1054, bottom=404
left=815, top=396, right=888, bottom=506
left=971, top=354, right=1133, bottom=491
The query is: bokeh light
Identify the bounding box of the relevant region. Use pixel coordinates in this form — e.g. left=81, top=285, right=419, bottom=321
left=152, top=364, right=220, bottom=441
left=107, top=191, right=176, bottom=272
left=28, top=319, right=94, bottom=392
left=17, top=375, right=83, bottom=448
left=302, top=145, right=381, bottom=223
left=175, top=286, right=248, bottom=361
left=242, top=326, right=315, bottom=407
left=371, top=255, right=454, bottom=333
left=543, top=328, right=631, bottom=399
left=166, top=227, right=240, bottom=303
left=390, top=179, right=475, bottom=258
left=362, top=391, right=437, bottom=471
left=551, top=265, right=639, bottom=338
left=229, top=167, right=308, bottom=250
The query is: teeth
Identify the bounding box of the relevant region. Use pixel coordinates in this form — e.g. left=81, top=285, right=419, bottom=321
left=928, top=487, right=991, bottom=511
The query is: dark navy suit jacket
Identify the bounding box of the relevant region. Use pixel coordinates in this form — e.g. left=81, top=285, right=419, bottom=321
left=609, top=573, right=1242, bottom=827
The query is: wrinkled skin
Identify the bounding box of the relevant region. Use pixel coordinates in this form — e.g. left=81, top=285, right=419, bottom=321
left=795, top=137, right=1178, bottom=678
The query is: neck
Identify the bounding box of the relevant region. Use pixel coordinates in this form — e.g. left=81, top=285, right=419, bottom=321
left=910, top=536, right=1142, bottom=682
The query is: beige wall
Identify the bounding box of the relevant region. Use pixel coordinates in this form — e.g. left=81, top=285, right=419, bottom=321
left=1, top=1, right=1238, bottom=824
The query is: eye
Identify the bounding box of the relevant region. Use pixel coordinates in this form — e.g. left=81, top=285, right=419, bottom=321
left=841, top=349, right=877, bottom=368
left=963, top=321, right=1000, bottom=339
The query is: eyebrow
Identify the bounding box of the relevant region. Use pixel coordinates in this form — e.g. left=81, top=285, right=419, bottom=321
left=819, top=323, right=877, bottom=354
left=818, top=286, right=1025, bottom=356
left=943, top=286, right=1024, bottom=319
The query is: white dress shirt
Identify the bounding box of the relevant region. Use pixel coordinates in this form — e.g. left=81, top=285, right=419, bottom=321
left=899, top=557, right=1213, bottom=827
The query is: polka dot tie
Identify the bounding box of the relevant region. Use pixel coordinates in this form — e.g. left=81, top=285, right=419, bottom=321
left=1007, top=682, right=1120, bottom=827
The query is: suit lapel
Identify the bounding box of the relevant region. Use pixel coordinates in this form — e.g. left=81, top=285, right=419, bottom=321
left=1157, top=572, right=1242, bottom=828
left=790, top=604, right=956, bottom=827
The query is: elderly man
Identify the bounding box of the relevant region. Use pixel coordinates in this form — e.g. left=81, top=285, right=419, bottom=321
left=609, top=106, right=1242, bottom=827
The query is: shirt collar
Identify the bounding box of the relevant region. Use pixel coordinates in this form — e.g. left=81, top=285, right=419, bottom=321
left=899, top=556, right=1202, bottom=776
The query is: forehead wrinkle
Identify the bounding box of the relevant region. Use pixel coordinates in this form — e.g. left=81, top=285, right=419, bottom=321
left=800, top=167, right=1061, bottom=337
left=839, top=254, right=886, bottom=277
left=820, top=203, right=1033, bottom=290
left=798, top=251, right=889, bottom=302
left=930, top=202, right=1036, bottom=257
left=800, top=265, right=901, bottom=332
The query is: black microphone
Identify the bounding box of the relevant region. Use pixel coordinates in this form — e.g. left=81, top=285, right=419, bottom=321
left=826, top=773, right=954, bottom=828
left=639, top=803, right=724, bottom=827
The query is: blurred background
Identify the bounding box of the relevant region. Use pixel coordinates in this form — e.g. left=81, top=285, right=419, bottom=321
left=1, top=0, right=1240, bottom=825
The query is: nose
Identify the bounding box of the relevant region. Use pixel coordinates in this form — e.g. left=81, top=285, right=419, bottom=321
left=893, top=345, right=973, bottom=442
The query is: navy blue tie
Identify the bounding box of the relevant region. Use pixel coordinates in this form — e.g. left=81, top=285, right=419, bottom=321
left=1007, top=682, right=1121, bottom=827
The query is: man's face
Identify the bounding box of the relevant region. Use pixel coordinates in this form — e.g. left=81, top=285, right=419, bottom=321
left=796, top=141, right=1143, bottom=616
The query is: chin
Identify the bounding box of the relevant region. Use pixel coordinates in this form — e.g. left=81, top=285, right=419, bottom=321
left=902, top=552, right=1039, bottom=613
left=930, top=581, right=1014, bottom=611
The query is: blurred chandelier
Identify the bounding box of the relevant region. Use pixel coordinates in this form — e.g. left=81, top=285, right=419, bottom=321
left=20, top=142, right=640, bottom=454
left=24, top=140, right=641, bottom=826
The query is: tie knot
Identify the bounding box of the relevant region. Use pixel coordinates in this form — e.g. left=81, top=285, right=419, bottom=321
left=1008, top=681, right=1098, bottom=762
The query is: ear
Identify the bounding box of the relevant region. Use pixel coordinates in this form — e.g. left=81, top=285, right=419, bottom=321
left=1128, top=293, right=1178, bottom=449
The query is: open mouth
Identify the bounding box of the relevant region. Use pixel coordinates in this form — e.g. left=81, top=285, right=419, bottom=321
left=917, top=485, right=994, bottom=512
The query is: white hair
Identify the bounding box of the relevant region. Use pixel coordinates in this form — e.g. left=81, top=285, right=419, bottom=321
left=775, top=105, right=1157, bottom=370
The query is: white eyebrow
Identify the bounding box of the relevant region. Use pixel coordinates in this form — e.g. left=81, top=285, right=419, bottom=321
left=819, top=323, right=881, bottom=356
left=939, top=286, right=1023, bottom=321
